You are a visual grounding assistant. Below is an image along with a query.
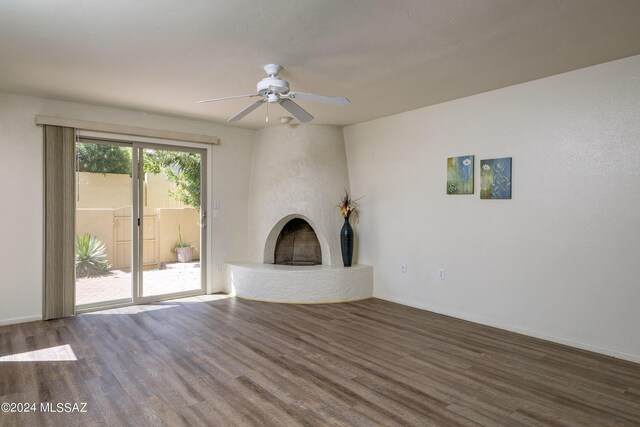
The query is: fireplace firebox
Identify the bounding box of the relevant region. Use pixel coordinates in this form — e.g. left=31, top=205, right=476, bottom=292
left=274, top=218, right=322, bottom=265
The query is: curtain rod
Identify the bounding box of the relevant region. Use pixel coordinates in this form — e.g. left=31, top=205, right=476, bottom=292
left=35, top=115, right=219, bottom=145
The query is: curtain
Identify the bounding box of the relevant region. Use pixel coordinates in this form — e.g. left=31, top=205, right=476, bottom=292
left=43, top=125, right=76, bottom=319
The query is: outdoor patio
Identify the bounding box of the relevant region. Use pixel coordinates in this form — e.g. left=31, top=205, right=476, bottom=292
left=76, top=262, right=201, bottom=305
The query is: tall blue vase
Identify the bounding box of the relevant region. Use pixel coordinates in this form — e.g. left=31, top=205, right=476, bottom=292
left=341, top=216, right=354, bottom=267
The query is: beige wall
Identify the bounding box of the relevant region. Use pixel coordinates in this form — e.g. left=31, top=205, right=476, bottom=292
left=0, top=92, right=255, bottom=325
left=76, top=207, right=200, bottom=268
left=77, top=168, right=200, bottom=268
left=344, top=54, right=640, bottom=362
left=157, top=208, right=201, bottom=263
left=77, top=171, right=188, bottom=210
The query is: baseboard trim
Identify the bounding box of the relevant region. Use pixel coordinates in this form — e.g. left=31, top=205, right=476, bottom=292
left=375, top=294, right=640, bottom=364
left=0, top=315, right=43, bottom=326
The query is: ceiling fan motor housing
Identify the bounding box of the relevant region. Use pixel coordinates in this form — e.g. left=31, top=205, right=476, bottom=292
left=257, top=76, right=289, bottom=98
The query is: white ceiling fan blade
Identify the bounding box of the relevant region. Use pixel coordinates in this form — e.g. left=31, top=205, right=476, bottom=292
left=280, top=99, right=314, bottom=122
left=228, top=99, right=265, bottom=122
left=196, top=94, right=260, bottom=104
left=288, top=92, right=350, bottom=106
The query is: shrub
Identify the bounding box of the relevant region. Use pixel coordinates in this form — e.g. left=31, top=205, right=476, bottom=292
left=144, top=150, right=201, bottom=208
left=76, top=143, right=131, bottom=175
left=75, top=233, right=111, bottom=277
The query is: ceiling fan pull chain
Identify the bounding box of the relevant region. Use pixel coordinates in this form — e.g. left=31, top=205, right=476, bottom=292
left=266, top=100, right=269, bottom=122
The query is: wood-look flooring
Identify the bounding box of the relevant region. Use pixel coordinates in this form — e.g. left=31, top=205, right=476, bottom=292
left=1, top=296, right=639, bottom=426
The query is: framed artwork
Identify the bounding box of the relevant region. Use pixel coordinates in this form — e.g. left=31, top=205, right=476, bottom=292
left=447, top=155, right=474, bottom=194
left=480, top=157, right=512, bottom=199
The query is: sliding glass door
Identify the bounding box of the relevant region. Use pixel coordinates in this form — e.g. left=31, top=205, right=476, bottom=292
left=75, top=141, right=134, bottom=308
left=135, top=146, right=206, bottom=301
left=75, top=139, right=206, bottom=310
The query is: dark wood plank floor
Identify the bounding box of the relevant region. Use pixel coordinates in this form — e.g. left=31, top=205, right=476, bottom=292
left=1, top=296, right=639, bottom=426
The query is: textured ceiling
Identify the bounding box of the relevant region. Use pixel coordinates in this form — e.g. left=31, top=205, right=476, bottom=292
left=1, top=0, right=640, bottom=129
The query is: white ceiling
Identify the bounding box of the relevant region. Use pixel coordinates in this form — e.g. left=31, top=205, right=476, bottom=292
left=1, top=0, right=640, bottom=129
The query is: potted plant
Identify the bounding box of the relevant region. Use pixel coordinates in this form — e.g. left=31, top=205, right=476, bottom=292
left=171, top=225, right=195, bottom=263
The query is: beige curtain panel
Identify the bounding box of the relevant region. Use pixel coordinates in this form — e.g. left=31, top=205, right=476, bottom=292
left=43, top=125, right=76, bottom=320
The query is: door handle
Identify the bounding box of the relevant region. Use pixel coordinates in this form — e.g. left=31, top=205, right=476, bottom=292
left=201, top=210, right=207, bottom=229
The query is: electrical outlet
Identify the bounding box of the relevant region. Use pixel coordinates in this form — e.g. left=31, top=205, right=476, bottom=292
left=401, top=263, right=407, bottom=273
left=438, top=268, right=445, bottom=280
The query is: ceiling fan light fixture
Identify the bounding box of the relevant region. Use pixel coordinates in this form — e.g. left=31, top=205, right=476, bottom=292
left=280, top=116, right=293, bottom=124
left=267, top=93, right=279, bottom=103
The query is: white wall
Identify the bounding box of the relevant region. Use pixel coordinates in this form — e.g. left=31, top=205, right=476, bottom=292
left=0, top=92, right=255, bottom=325
left=344, top=55, right=640, bottom=362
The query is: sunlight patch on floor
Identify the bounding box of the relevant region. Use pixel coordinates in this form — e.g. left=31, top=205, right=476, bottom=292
left=81, top=304, right=180, bottom=315
left=80, top=294, right=231, bottom=316
left=0, top=344, right=77, bottom=362
left=172, top=293, right=231, bottom=303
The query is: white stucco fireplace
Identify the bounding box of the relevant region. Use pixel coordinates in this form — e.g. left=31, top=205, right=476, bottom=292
left=226, top=124, right=373, bottom=303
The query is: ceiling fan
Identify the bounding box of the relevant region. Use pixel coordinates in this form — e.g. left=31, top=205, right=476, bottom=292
left=197, top=64, right=350, bottom=123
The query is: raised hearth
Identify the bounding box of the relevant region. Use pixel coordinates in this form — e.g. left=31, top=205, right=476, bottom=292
left=226, top=263, right=373, bottom=303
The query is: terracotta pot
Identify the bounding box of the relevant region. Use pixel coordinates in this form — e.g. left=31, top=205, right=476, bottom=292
left=176, top=247, right=194, bottom=263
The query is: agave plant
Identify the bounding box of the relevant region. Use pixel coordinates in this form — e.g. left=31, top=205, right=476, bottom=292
left=75, top=233, right=111, bottom=277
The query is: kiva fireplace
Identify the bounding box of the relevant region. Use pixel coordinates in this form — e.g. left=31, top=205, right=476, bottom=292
left=225, top=124, right=372, bottom=303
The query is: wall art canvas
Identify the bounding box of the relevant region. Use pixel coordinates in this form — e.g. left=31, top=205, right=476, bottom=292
left=447, top=155, right=474, bottom=194
left=480, top=157, right=512, bottom=199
